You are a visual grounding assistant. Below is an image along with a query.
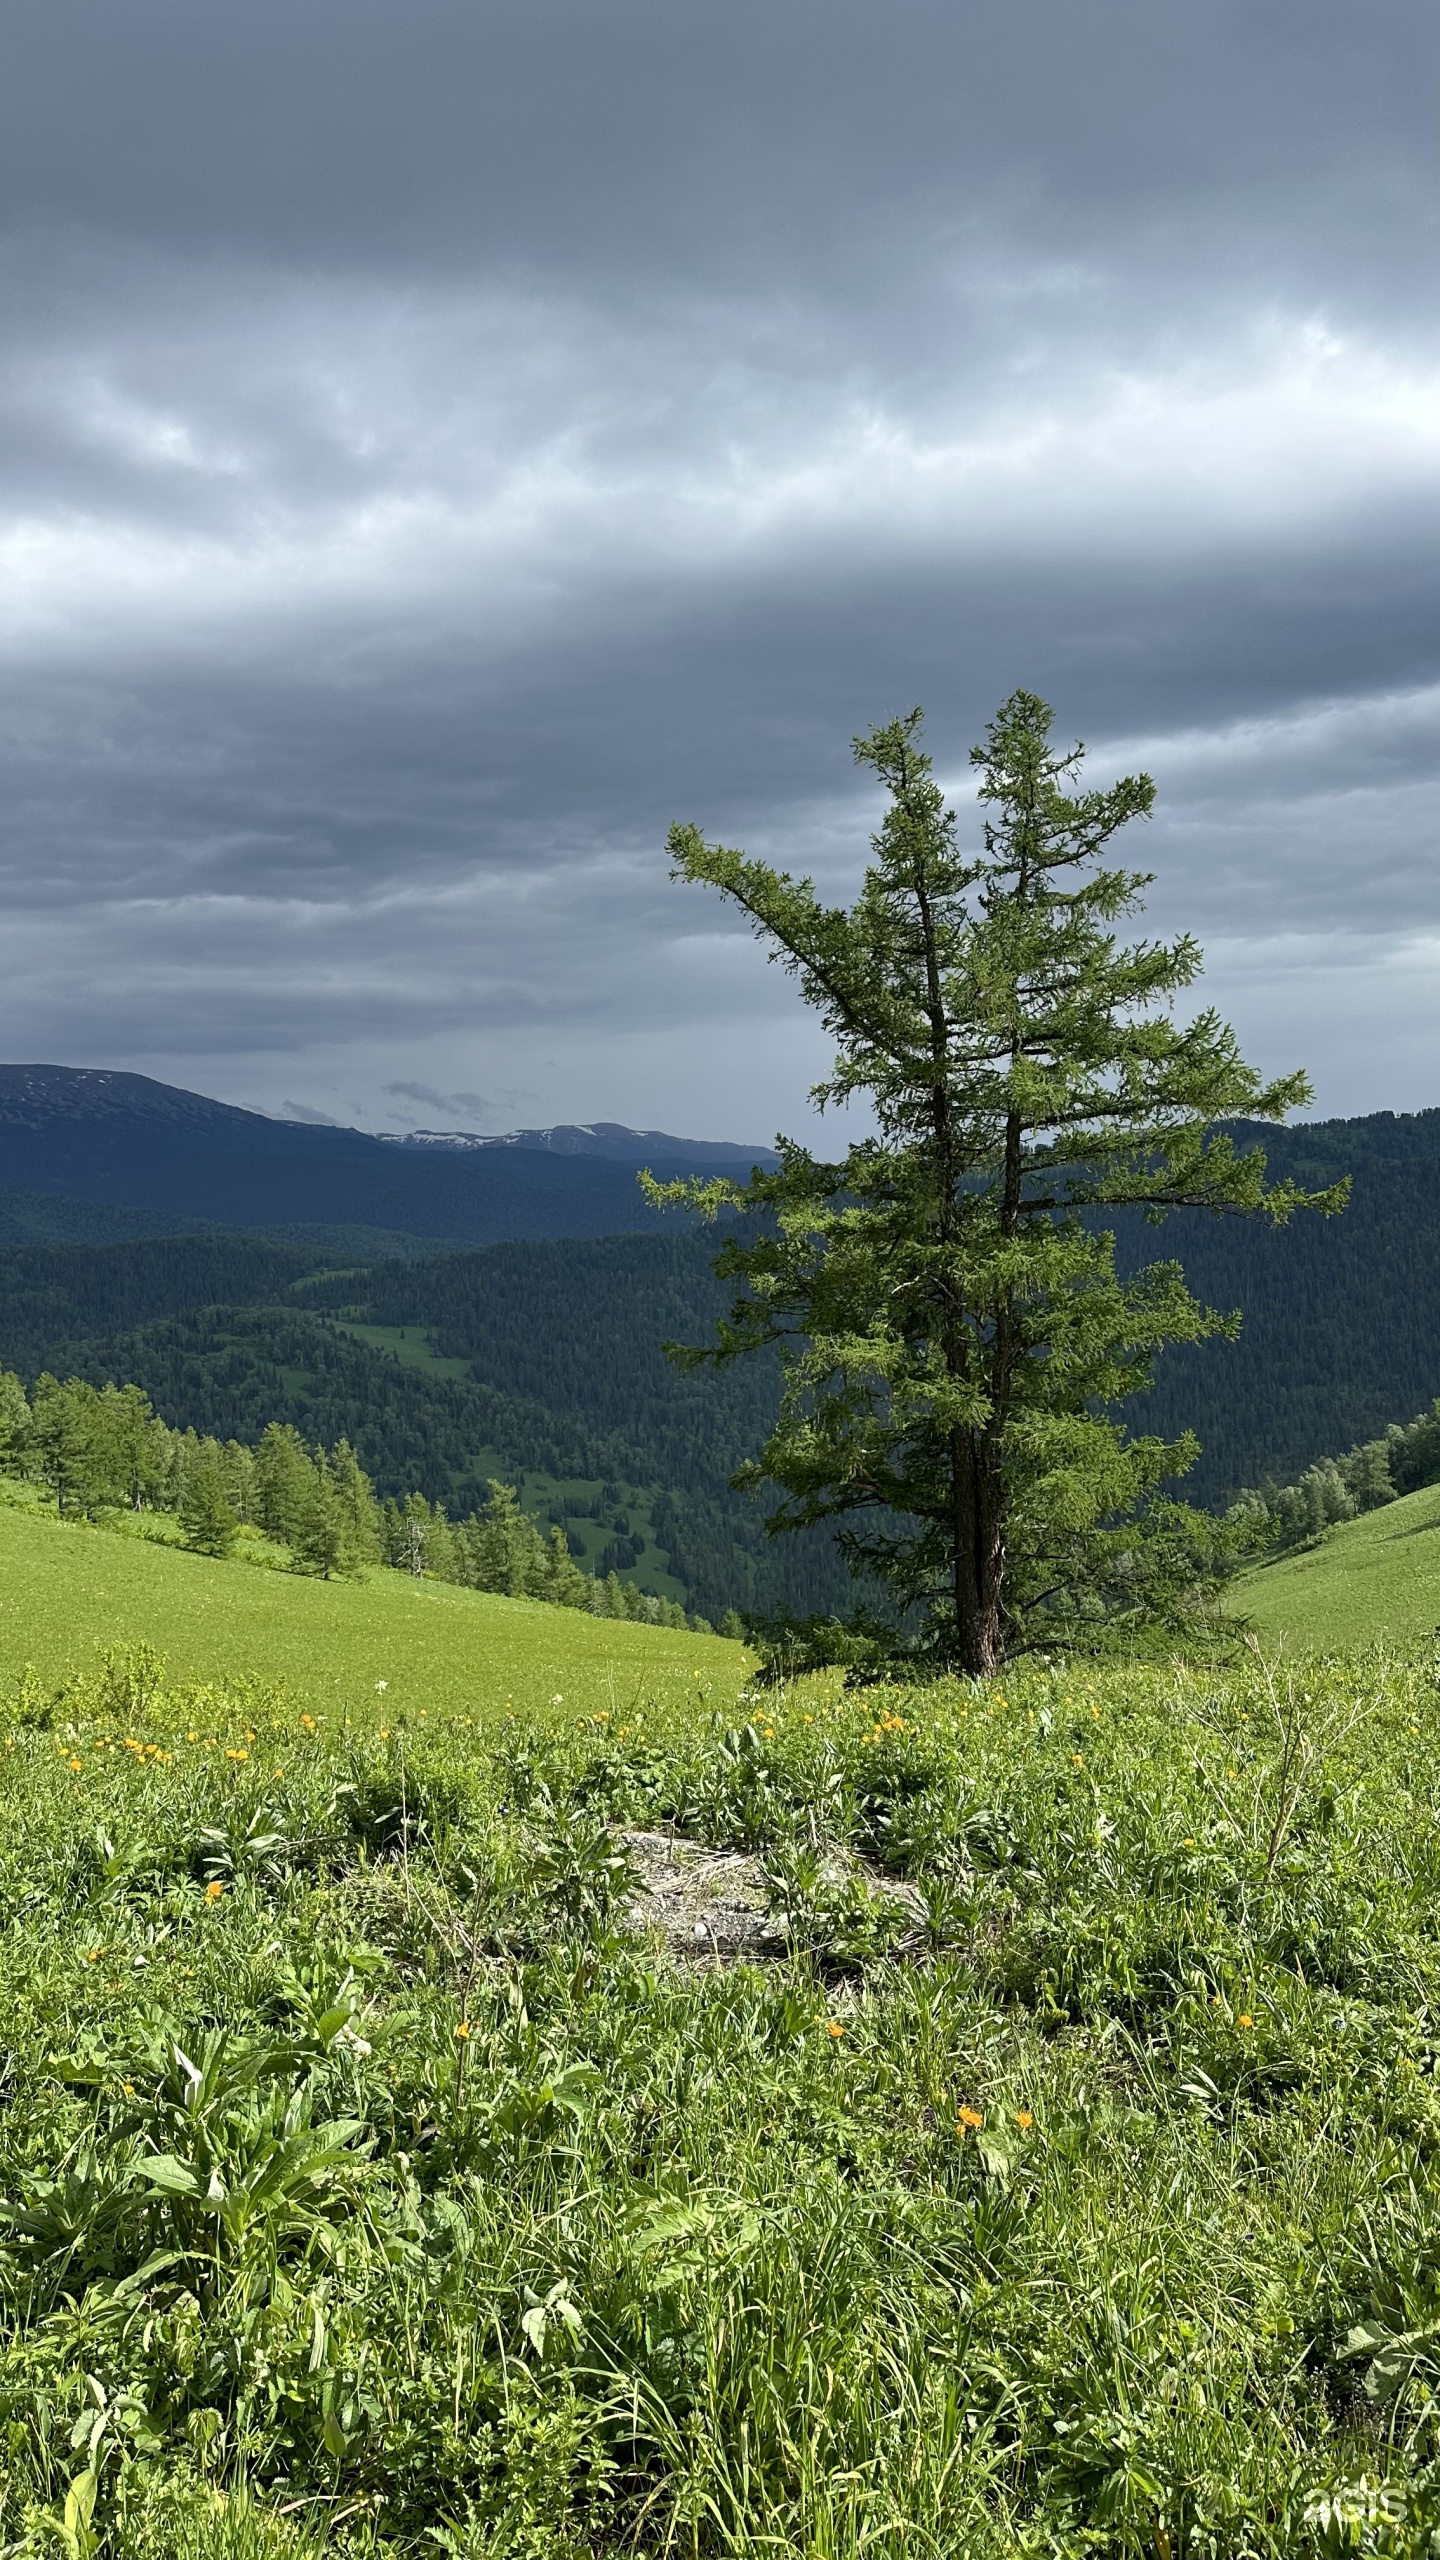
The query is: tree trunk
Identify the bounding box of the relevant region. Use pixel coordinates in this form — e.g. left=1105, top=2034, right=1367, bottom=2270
left=948, top=1426, right=1007, bottom=1675
left=973, top=1471, right=1006, bottom=1673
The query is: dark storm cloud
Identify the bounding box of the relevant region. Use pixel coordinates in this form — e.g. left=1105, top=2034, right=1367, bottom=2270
left=384, top=1084, right=493, bottom=1125
left=0, top=0, right=1434, bottom=1132
left=2, top=0, right=1430, bottom=304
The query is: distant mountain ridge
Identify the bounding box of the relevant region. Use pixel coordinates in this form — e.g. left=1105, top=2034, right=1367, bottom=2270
left=0, top=1069, right=774, bottom=1168
left=4, top=1065, right=1440, bottom=1511
left=388, top=1120, right=780, bottom=1167
left=0, top=1076, right=1439, bottom=1611
left=0, top=1066, right=369, bottom=1153
left=0, top=1066, right=775, bottom=1245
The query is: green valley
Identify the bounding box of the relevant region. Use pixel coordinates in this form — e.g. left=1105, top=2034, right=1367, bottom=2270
left=2, top=1102, right=1440, bottom=1633
left=0, top=1231, right=852, bottom=1625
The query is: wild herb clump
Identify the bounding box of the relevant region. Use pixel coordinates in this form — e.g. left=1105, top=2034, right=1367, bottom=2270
left=5, top=1641, right=1440, bottom=2553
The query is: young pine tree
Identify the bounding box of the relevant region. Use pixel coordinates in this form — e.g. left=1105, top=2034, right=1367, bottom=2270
left=289, top=1445, right=381, bottom=1580
left=0, top=1370, right=30, bottom=1478
left=179, top=1443, right=239, bottom=1557
left=469, top=1480, right=543, bottom=1596
left=325, top=1440, right=382, bottom=1565
left=653, top=691, right=1343, bottom=1673
left=28, top=1376, right=105, bottom=1517
left=253, top=1422, right=320, bottom=1546
left=95, top=1383, right=170, bottom=1511
left=539, top=1522, right=594, bottom=1609
left=289, top=1472, right=349, bottom=1579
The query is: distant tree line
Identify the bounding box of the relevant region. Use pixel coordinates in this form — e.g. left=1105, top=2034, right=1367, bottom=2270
left=31, top=1290, right=850, bottom=1626
left=0, top=1368, right=733, bottom=1634
left=1226, top=1396, right=1440, bottom=1554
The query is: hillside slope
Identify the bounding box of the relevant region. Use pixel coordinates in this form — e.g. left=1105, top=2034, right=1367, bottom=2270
left=1121, top=1109, right=1440, bottom=1500
left=1232, top=1477, right=1440, bottom=1651
left=1, top=1101, right=1439, bottom=1619
left=0, top=1230, right=850, bottom=1623
left=0, top=1489, right=739, bottom=1719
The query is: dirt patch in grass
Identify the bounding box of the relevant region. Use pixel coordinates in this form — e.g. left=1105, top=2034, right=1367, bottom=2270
left=619, top=1827, right=925, bottom=1963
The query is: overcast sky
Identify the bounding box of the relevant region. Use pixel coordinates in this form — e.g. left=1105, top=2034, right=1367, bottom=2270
left=0, top=0, right=1435, bottom=1141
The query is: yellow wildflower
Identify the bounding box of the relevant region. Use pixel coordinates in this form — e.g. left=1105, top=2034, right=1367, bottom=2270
left=825, top=2020, right=846, bottom=2039
left=957, top=2106, right=984, bottom=2130
left=205, top=1880, right=225, bottom=1903
left=1015, top=2109, right=1033, bottom=2129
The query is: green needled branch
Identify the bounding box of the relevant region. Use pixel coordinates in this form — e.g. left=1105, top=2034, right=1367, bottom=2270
left=655, top=690, right=1344, bottom=1673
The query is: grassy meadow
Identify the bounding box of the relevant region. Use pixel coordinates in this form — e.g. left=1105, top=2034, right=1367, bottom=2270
left=11, top=1489, right=1440, bottom=2550
left=1234, top=1478, right=1440, bottom=1652
left=4, top=1475, right=1440, bottom=2555
left=0, top=1488, right=739, bottom=1728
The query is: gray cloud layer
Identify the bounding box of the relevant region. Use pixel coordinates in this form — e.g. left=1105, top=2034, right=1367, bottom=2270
left=0, top=0, right=1435, bottom=1135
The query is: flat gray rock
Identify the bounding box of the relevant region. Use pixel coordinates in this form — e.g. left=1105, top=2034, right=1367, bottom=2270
left=618, top=1828, right=924, bottom=1964
left=619, top=1828, right=788, bottom=1960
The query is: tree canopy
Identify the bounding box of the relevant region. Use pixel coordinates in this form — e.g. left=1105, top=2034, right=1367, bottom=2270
left=653, top=690, right=1343, bottom=1671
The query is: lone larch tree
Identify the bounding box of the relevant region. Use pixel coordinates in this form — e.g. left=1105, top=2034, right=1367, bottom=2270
left=650, top=690, right=1343, bottom=1673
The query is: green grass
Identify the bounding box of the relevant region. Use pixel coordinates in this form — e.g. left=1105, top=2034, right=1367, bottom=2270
left=0, top=1488, right=743, bottom=1728
left=1234, top=1475, right=1440, bottom=1650
left=333, top=1319, right=478, bottom=1381
left=15, top=1497, right=1440, bottom=2550
left=7, top=1582, right=1440, bottom=2551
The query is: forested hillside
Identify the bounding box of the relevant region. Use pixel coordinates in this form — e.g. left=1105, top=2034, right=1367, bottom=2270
left=0, top=1236, right=329, bottom=1367
left=1118, top=1109, right=1440, bottom=1500
left=0, top=1101, right=1437, bottom=1616
left=0, top=1231, right=847, bottom=1624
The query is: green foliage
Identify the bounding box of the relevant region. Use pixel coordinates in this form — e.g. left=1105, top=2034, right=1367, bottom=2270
left=29, top=1373, right=104, bottom=1516
left=464, top=1476, right=539, bottom=1595
left=287, top=1441, right=383, bottom=1581
left=1118, top=1109, right=1440, bottom=1505
left=4, top=1640, right=1440, bottom=2550
left=1230, top=1396, right=1440, bottom=1559
left=0, top=1226, right=850, bottom=1624
left=657, top=692, right=1339, bottom=1668
left=252, top=1423, right=317, bottom=1547
left=177, top=1448, right=238, bottom=1558
left=519, top=1804, right=640, bottom=1937
left=0, top=1491, right=739, bottom=1729
left=1235, top=1474, right=1440, bottom=1652
left=4, top=1108, right=1440, bottom=1617
left=0, top=1368, right=702, bottom=1626
left=325, top=1441, right=382, bottom=1567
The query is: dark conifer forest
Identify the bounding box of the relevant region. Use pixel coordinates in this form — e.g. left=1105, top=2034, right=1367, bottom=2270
left=0, top=1099, right=1436, bottom=1619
